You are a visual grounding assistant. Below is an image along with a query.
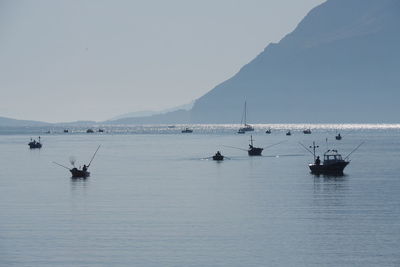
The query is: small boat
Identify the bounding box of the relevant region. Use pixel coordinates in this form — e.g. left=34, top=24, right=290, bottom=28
left=237, top=101, right=254, bottom=133
left=301, top=141, right=364, bottom=175
left=63, top=129, right=69, bottom=133
left=168, top=125, right=176, bottom=128
left=98, top=129, right=104, bottom=133
left=265, top=128, right=271, bottom=134
left=86, top=129, right=94, bottom=133
left=70, top=167, right=90, bottom=178
left=182, top=128, right=193, bottom=133
left=212, top=151, right=224, bottom=161
left=309, top=150, right=349, bottom=175
left=53, top=145, right=101, bottom=178
left=248, top=135, right=263, bottom=156
left=303, top=129, right=312, bottom=134
left=237, top=128, right=246, bottom=134
left=286, top=131, right=292, bottom=136
left=336, top=133, right=342, bottom=140
left=28, top=137, right=42, bottom=149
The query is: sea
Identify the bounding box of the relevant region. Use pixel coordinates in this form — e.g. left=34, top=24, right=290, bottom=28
left=1, top=124, right=400, bottom=267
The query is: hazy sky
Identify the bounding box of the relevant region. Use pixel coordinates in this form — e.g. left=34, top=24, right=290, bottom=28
left=0, top=0, right=324, bottom=122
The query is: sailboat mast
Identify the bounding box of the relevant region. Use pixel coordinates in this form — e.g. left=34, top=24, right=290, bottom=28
left=244, top=101, right=247, bottom=125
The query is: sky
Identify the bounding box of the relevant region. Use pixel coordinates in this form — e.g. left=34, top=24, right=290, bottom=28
left=0, top=0, right=324, bottom=122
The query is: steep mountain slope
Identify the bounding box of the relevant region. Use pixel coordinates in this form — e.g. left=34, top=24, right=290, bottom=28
left=191, top=0, right=400, bottom=123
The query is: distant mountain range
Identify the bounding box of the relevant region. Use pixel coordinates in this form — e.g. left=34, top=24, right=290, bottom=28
left=2, top=0, right=399, bottom=125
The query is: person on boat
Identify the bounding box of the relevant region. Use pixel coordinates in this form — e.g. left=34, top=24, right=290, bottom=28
left=315, top=156, right=321, bottom=166
left=82, top=165, right=88, bottom=172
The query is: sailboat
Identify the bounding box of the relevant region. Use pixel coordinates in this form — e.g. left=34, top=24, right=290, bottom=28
left=237, top=101, right=254, bottom=134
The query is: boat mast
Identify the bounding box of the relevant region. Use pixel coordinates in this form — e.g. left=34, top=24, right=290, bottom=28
left=244, top=101, right=247, bottom=125
left=309, top=141, right=319, bottom=161
left=250, top=135, right=254, bottom=147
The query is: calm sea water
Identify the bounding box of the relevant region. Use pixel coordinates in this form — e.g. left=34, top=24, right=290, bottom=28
left=1, top=125, right=400, bottom=266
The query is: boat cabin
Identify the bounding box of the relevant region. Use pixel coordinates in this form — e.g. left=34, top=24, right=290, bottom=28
left=323, top=150, right=344, bottom=164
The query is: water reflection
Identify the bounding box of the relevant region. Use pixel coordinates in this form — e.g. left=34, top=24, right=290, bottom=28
left=70, top=177, right=89, bottom=192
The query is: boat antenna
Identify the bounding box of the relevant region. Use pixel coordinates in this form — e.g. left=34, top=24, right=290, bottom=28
left=344, top=142, right=365, bottom=160
left=88, top=145, right=101, bottom=167
left=52, top=161, right=70, bottom=170
left=299, top=142, right=317, bottom=159
left=311, top=141, right=319, bottom=161
left=250, top=135, right=254, bottom=146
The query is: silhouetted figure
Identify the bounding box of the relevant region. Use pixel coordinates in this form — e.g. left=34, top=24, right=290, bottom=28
left=315, top=156, right=321, bottom=166
left=83, top=165, right=88, bottom=172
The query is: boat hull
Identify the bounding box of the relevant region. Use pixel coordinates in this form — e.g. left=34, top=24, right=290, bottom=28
left=28, top=143, right=42, bottom=149
left=70, top=169, right=90, bottom=178
left=309, top=162, right=349, bottom=175
left=212, top=155, right=224, bottom=161
left=248, top=147, right=263, bottom=156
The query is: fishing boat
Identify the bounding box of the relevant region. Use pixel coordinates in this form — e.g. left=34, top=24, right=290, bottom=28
left=86, top=129, right=94, bottom=133
left=63, top=129, right=69, bottom=133
left=212, top=151, right=224, bottom=161
left=98, top=129, right=104, bottom=133
left=182, top=128, right=193, bottom=133
left=237, top=101, right=254, bottom=133
left=286, top=130, right=292, bottom=136
left=265, top=128, right=271, bottom=134
left=336, top=133, right=342, bottom=140
left=53, top=145, right=101, bottom=178
left=301, top=141, right=364, bottom=175
left=28, top=137, right=42, bottom=149
left=248, top=135, right=263, bottom=156
left=303, top=129, right=312, bottom=134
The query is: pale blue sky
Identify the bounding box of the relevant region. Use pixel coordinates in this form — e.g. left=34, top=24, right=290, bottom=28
left=0, top=0, right=324, bottom=122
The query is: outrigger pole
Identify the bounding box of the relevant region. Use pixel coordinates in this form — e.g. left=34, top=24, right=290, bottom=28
left=52, top=161, right=70, bottom=170
left=344, top=142, right=365, bottom=160
left=88, top=145, right=101, bottom=167
left=299, top=142, right=318, bottom=160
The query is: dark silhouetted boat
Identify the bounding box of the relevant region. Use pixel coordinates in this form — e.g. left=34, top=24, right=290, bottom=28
left=286, top=131, right=292, bottom=136
left=86, top=129, right=94, bottom=133
left=168, top=125, right=176, bottom=128
left=303, top=129, right=312, bottom=134
left=182, top=128, right=193, bottom=133
left=98, top=129, right=104, bottom=133
left=301, top=141, right=364, bottom=175
left=248, top=135, right=263, bottom=156
left=265, top=128, right=271, bottom=134
left=336, top=133, right=342, bottom=140
left=63, top=129, right=69, bottom=133
left=212, top=151, right=224, bottom=161
left=28, top=137, right=42, bottom=149
left=53, top=145, right=101, bottom=178
left=309, top=149, right=349, bottom=175
left=237, top=101, right=254, bottom=133
left=224, top=136, right=284, bottom=157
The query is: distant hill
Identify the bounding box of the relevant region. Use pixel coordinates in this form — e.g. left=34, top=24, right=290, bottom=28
left=0, top=116, right=49, bottom=127
left=190, top=0, right=400, bottom=123
left=105, top=109, right=190, bottom=125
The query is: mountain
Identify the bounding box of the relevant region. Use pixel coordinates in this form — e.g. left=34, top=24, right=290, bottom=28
left=109, top=101, right=194, bottom=121
left=190, top=0, right=400, bottom=123
left=0, top=116, right=49, bottom=127
left=106, top=109, right=190, bottom=125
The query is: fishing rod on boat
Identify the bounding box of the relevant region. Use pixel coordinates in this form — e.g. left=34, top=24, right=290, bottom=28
left=222, top=145, right=248, bottom=151
left=263, top=140, right=287, bottom=149
left=88, top=145, right=101, bottom=167
left=344, top=142, right=365, bottom=160
left=52, top=161, right=71, bottom=170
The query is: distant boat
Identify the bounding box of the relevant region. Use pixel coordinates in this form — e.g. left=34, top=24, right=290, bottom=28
left=286, top=130, right=292, bottom=136
left=98, top=129, right=104, bottom=133
left=336, top=133, right=342, bottom=140
left=86, top=129, right=94, bottom=133
left=212, top=151, right=224, bottom=161
left=181, top=128, right=193, bottom=133
left=237, top=101, right=254, bottom=133
left=168, top=125, right=176, bottom=128
left=63, top=129, right=69, bottom=133
left=265, top=128, right=272, bottom=134
left=28, top=136, right=42, bottom=149
left=303, top=129, right=312, bottom=134
left=248, top=135, right=263, bottom=156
